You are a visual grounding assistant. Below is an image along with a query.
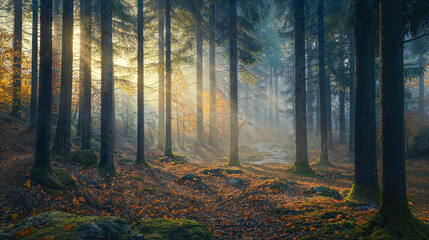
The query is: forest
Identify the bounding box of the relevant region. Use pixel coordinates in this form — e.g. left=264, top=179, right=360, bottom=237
left=0, top=0, right=428, bottom=239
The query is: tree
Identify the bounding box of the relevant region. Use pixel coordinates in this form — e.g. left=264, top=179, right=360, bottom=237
left=81, top=0, right=92, bottom=150
left=315, top=0, right=331, bottom=166
left=136, top=0, right=147, bottom=165
left=31, top=0, right=62, bottom=189
left=338, top=45, right=346, bottom=145
left=165, top=0, right=173, bottom=157
left=227, top=0, right=239, bottom=167
left=11, top=0, right=22, bottom=118
left=208, top=2, right=217, bottom=147
left=52, top=0, right=74, bottom=158
left=196, top=3, right=204, bottom=144
left=158, top=0, right=165, bottom=151
left=345, top=0, right=378, bottom=204
left=99, top=0, right=115, bottom=173
left=290, top=0, right=313, bottom=176
left=359, top=0, right=429, bottom=238
left=30, top=0, right=38, bottom=128
left=347, top=32, right=355, bottom=159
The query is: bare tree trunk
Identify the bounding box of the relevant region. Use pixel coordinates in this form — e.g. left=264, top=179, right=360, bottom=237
left=136, top=0, right=147, bottom=165
left=348, top=32, right=355, bottom=158
left=52, top=0, right=74, bottom=158
left=77, top=0, right=84, bottom=137
left=291, top=0, right=312, bottom=175
left=418, top=53, right=425, bottom=122
left=30, top=0, right=38, bottom=128
left=306, top=49, right=314, bottom=136
left=165, top=0, right=173, bottom=157
left=316, top=0, right=330, bottom=166
left=208, top=3, right=217, bottom=147
left=339, top=89, right=346, bottom=144
left=196, top=11, right=203, bottom=144
left=327, top=76, right=333, bottom=149
left=82, top=0, right=92, bottom=149
left=157, top=0, right=165, bottom=150
left=52, top=0, right=61, bottom=121
left=227, top=0, right=239, bottom=167
left=99, top=0, right=115, bottom=173
left=12, top=0, right=22, bottom=118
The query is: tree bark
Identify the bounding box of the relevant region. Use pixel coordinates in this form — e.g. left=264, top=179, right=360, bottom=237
left=30, top=0, right=38, bottom=128
left=136, top=0, right=147, bottom=165
left=32, top=0, right=61, bottom=188
left=227, top=0, right=239, bottom=167
left=291, top=0, right=312, bottom=175
left=165, top=0, right=173, bottom=157
left=100, top=0, right=115, bottom=172
left=82, top=0, right=92, bottom=149
left=158, top=0, right=165, bottom=151
left=326, top=75, right=333, bottom=149
left=306, top=48, right=314, bottom=136
left=418, top=52, right=425, bottom=122
left=52, top=0, right=74, bottom=157
left=196, top=10, right=203, bottom=144
left=348, top=32, right=355, bottom=158
left=339, top=89, right=346, bottom=144
left=12, top=0, right=22, bottom=118
left=52, top=0, right=61, bottom=120
left=347, top=0, right=378, bottom=204
left=77, top=0, right=84, bottom=137
left=208, top=3, right=217, bottom=147
left=316, top=0, right=330, bottom=166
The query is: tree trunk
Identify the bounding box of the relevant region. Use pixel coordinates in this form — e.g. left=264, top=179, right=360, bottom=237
left=208, top=3, right=217, bottom=147
left=165, top=0, right=173, bottom=157
left=52, top=0, right=61, bottom=121
left=316, top=0, right=330, bottom=166
left=82, top=0, right=92, bottom=150
left=275, top=74, right=279, bottom=129
left=269, top=69, right=273, bottom=131
left=346, top=0, right=378, bottom=204
left=52, top=0, right=74, bottom=158
left=327, top=75, right=333, bottom=149
left=196, top=11, right=203, bottom=144
left=30, top=0, right=38, bottom=128
left=32, top=0, right=62, bottom=189
left=227, top=0, right=239, bottom=167
left=419, top=53, right=425, bottom=122
left=100, top=0, right=115, bottom=172
left=348, top=32, right=355, bottom=158
left=306, top=49, right=314, bottom=137
left=158, top=0, right=165, bottom=151
left=77, top=0, right=84, bottom=137
left=136, top=0, right=147, bottom=165
left=291, top=0, right=312, bottom=175
left=12, top=0, right=22, bottom=118
left=339, top=89, right=346, bottom=144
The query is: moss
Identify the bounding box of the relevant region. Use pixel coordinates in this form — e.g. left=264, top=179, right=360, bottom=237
left=287, top=161, right=317, bottom=177
left=30, top=166, right=63, bottom=189
left=132, top=219, right=212, bottom=240
left=51, top=152, right=71, bottom=162
left=135, top=156, right=149, bottom=166
left=72, top=150, right=98, bottom=167
left=53, top=169, right=75, bottom=187
left=313, top=156, right=333, bottom=167
left=309, top=186, right=343, bottom=200
left=345, top=184, right=379, bottom=204
left=0, top=211, right=142, bottom=240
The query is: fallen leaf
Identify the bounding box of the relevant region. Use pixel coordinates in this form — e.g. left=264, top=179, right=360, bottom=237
left=11, top=214, right=19, bottom=221
left=73, top=197, right=80, bottom=206
left=24, top=179, right=31, bottom=187
left=13, top=227, right=36, bottom=237
left=64, top=223, right=74, bottom=231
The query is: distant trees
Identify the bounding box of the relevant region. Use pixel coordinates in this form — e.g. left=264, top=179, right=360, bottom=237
left=99, top=0, right=115, bottom=173
left=30, top=0, right=38, bottom=128
left=11, top=0, right=22, bottom=118
left=208, top=2, right=217, bottom=147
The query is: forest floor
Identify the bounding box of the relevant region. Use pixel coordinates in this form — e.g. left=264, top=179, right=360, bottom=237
left=0, top=116, right=428, bottom=239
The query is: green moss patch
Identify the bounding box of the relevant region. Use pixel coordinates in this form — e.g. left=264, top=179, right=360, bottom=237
left=132, top=218, right=212, bottom=240
left=0, top=211, right=143, bottom=240
left=72, top=150, right=98, bottom=167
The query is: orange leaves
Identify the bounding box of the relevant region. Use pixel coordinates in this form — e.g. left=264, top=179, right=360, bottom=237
left=11, top=214, right=19, bottom=221
left=138, top=209, right=144, bottom=216
left=309, top=227, right=316, bottom=231
left=408, top=201, right=413, bottom=206
left=64, top=223, right=74, bottom=231
left=13, top=226, right=35, bottom=237
left=73, top=197, right=80, bottom=206
left=24, top=179, right=31, bottom=187
left=78, top=197, right=86, bottom=203
left=334, top=230, right=339, bottom=235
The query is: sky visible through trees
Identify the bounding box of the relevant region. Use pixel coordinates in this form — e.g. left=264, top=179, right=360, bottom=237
left=0, top=0, right=428, bottom=239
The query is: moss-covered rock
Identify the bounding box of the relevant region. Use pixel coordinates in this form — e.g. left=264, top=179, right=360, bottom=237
left=53, top=168, right=75, bottom=187
left=0, top=211, right=143, bottom=240
left=177, top=173, right=202, bottom=184
left=201, top=168, right=243, bottom=176
left=307, top=186, right=343, bottom=200
left=132, top=219, right=212, bottom=240
left=72, top=150, right=98, bottom=167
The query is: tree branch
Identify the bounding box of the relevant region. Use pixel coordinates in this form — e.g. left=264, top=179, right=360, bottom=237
left=403, top=33, right=429, bottom=44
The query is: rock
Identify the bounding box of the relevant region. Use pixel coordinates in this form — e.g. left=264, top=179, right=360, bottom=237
left=177, top=173, right=202, bottom=183
left=132, top=219, right=212, bottom=240
left=0, top=211, right=143, bottom=240
left=227, top=178, right=245, bottom=185
left=53, top=168, right=75, bottom=187
left=157, top=155, right=187, bottom=165
left=201, top=168, right=243, bottom=176
left=268, top=180, right=289, bottom=190
left=72, top=150, right=98, bottom=167
left=309, top=186, right=343, bottom=200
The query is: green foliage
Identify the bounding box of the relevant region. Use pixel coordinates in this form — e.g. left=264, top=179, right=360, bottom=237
left=132, top=219, right=212, bottom=240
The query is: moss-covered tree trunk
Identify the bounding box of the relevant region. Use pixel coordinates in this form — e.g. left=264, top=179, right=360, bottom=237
left=99, top=0, right=115, bottom=173
left=12, top=0, right=22, bottom=118
left=136, top=0, right=147, bottom=165
left=227, top=0, right=240, bottom=167
left=316, top=0, right=331, bottom=166
left=208, top=3, right=217, bottom=147
left=291, top=0, right=313, bottom=176
left=164, top=0, right=173, bottom=157
left=82, top=0, right=92, bottom=150
left=346, top=0, right=378, bottom=204
left=158, top=0, right=165, bottom=151
left=30, top=0, right=38, bottom=128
